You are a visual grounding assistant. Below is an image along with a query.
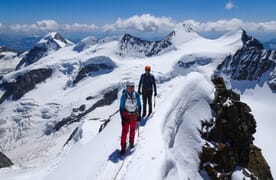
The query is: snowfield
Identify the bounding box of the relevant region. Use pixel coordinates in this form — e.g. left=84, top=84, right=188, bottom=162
left=0, top=27, right=275, bottom=179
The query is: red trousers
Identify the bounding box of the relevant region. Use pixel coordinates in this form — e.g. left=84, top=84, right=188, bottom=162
left=121, top=114, right=138, bottom=149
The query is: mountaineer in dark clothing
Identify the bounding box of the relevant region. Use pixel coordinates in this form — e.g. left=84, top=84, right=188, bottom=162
left=138, top=65, right=157, bottom=117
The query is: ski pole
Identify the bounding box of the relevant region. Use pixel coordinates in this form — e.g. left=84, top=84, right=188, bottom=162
left=138, top=121, right=140, bottom=137
left=154, top=95, right=156, bottom=108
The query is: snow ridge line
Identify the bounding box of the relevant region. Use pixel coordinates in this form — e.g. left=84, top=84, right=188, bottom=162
left=113, top=156, right=126, bottom=180
left=112, top=134, right=141, bottom=180
left=112, top=113, right=154, bottom=180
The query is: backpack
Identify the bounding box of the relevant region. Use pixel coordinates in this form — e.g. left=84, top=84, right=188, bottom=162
left=141, top=73, right=154, bottom=88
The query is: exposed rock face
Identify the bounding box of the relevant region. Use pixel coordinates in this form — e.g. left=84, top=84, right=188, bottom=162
left=51, top=88, right=118, bottom=132
left=214, top=30, right=276, bottom=90
left=0, top=152, right=13, bottom=168
left=73, top=56, right=116, bottom=84
left=0, top=151, right=13, bottom=168
left=177, top=56, right=212, bottom=69
left=119, top=32, right=174, bottom=57
left=199, top=77, right=273, bottom=179
left=119, top=24, right=200, bottom=57
left=0, top=68, right=53, bottom=104
left=16, top=32, right=70, bottom=70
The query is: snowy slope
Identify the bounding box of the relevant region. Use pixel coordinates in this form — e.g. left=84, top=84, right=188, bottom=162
left=0, top=28, right=274, bottom=180
left=0, top=46, right=21, bottom=75
left=241, top=84, right=276, bottom=178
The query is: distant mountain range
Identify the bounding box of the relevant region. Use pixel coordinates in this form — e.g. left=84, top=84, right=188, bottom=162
left=1, top=33, right=276, bottom=52
left=263, top=38, right=276, bottom=50
left=0, top=35, right=41, bottom=52
left=0, top=34, right=81, bottom=52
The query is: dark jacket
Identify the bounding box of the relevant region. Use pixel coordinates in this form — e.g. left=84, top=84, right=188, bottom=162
left=138, top=73, right=157, bottom=94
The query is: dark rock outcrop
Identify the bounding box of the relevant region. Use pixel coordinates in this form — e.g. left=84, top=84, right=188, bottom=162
left=214, top=30, right=276, bottom=90
left=241, top=30, right=264, bottom=50
left=73, top=56, right=116, bottom=84
left=177, top=56, right=212, bottom=69
left=0, top=68, right=53, bottom=104
left=0, top=151, right=13, bottom=168
left=199, top=77, right=273, bottom=179
left=119, top=32, right=174, bottom=57
left=51, top=88, right=118, bottom=132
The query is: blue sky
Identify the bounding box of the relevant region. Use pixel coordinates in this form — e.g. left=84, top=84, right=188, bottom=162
left=0, top=0, right=276, bottom=40
left=1, top=0, right=276, bottom=23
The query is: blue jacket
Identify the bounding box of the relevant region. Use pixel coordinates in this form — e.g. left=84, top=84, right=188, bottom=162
left=138, top=73, right=157, bottom=94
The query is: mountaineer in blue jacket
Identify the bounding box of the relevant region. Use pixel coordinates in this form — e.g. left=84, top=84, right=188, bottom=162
left=138, top=65, right=157, bottom=117
left=119, top=80, right=141, bottom=154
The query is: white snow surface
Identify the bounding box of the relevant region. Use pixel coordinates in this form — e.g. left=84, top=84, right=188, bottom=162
left=0, top=51, right=21, bottom=75
left=0, top=29, right=274, bottom=180
left=232, top=82, right=276, bottom=179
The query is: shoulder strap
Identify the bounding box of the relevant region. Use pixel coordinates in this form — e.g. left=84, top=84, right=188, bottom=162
left=122, top=89, right=126, bottom=96
left=135, top=92, right=139, bottom=99
left=122, top=89, right=127, bottom=107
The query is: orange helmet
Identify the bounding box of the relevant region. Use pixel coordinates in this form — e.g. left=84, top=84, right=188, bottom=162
left=145, top=65, right=151, bottom=71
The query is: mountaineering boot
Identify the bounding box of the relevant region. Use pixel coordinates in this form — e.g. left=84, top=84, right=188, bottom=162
left=148, top=106, right=152, bottom=117
left=142, top=111, right=146, bottom=117
left=120, top=144, right=126, bottom=154
left=142, top=102, right=147, bottom=117
left=129, top=143, right=134, bottom=149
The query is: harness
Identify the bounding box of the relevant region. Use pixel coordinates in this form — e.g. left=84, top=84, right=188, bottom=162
left=124, top=92, right=138, bottom=113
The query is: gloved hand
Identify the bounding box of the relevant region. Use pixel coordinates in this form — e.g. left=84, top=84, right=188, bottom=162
left=154, top=92, right=157, bottom=96
left=137, top=115, right=141, bottom=122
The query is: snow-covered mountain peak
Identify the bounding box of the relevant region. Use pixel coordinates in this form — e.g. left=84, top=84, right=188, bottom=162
left=214, top=28, right=276, bottom=92
left=80, top=36, right=97, bottom=43
left=73, top=36, right=98, bottom=52
left=217, top=29, right=263, bottom=50
left=99, top=35, right=121, bottom=43
left=37, top=32, right=72, bottom=48
left=170, top=24, right=202, bottom=46
left=218, top=29, right=243, bottom=41
left=176, top=23, right=196, bottom=33
left=16, top=32, right=73, bottom=69
left=119, top=33, right=174, bottom=57
left=241, top=29, right=264, bottom=49
left=119, top=24, right=201, bottom=58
